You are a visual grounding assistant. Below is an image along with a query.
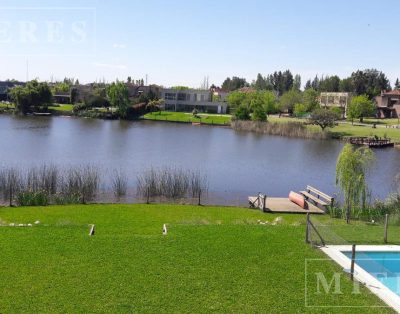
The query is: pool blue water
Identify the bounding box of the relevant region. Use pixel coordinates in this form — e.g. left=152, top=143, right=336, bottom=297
left=343, top=251, right=400, bottom=295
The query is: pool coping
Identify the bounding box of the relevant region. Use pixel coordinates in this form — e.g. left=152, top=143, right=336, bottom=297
left=321, top=245, right=400, bottom=313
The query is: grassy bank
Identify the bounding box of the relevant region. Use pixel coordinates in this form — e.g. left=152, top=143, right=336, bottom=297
left=0, top=204, right=393, bottom=313
left=329, top=124, right=400, bottom=142
left=48, top=104, right=74, bottom=112
left=143, top=111, right=231, bottom=125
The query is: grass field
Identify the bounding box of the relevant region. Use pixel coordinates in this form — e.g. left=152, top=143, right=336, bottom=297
left=362, top=118, right=400, bottom=126
left=49, top=104, right=74, bottom=112
left=143, top=111, right=232, bottom=125
left=0, top=204, right=394, bottom=313
left=328, top=124, right=400, bottom=142
left=0, top=102, right=14, bottom=109
left=268, top=115, right=400, bottom=142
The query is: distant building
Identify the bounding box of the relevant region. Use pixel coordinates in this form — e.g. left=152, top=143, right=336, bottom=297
left=319, top=92, right=353, bottom=117
left=126, top=84, right=161, bottom=100
left=53, top=92, right=71, bottom=104
left=0, top=81, right=24, bottom=101
left=211, top=87, right=230, bottom=102
left=160, top=88, right=227, bottom=114
left=375, top=90, right=400, bottom=118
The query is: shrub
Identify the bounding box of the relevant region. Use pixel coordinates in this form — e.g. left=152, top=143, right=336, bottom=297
left=293, top=103, right=308, bottom=117
left=234, top=104, right=251, bottom=120
left=252, top=106, right=267, bottom=121
left=16, top=190, right=48, bottom=206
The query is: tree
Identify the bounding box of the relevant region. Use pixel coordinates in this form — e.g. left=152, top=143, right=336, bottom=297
left=304, top=79, right=312, bottom=90
left=251, top=105, right=267, bottom=121
left=127, top=76, right=132, bottom=83
left=226, top=91, right=248, bottom=109
left=336, top=144, right=374, bottom=223
left=293, top=103, right=308, bottom=117
left=293, top=74, right=301, bottom=91
left=302, top=88, right=319, bottom=112
left=146, top=99, right=164, bottom=112
left=395, top=78, right=400, bottom=90
left=9, top=80, right=53, bottom=114
left=70, top=87, right=78, bottom=104
left=260, top=91, right=277, bottom=115
left=106, top=82, right=130, bottom=118
left=347, top=95, right=375, bottom=123
left=319, top=75, right=340, bottom=92
left=9, top=86, right=30, bottom=114
left=339, top=77, right=353, bottom=92
left=278, top=90, right=302, bottom=113
left=221, top=76, right=248, bottom=91
left=269, top=70, right=294, bottom=95
left=234, top=104, right=250, bottom=120
left=350, top=69, right=391, bottom=98
left=254, top=73, right=267, bottom=90
left=309, top=108, right=339, bottom=131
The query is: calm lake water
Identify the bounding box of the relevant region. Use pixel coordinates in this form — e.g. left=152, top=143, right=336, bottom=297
left=1, top=114, right=399, bottom=205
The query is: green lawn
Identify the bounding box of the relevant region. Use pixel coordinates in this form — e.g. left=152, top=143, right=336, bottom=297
left=0, top=204, right=393, bottom=313
left=361, top=118, right=400, bottom=126
left=143, top=111, right=232, bottom=125
left=49, top=104, right=74, bottom=112
left=0, top=102, right=15, bottom=109
left=267, top=115, right=400, bottom=142
left=328, top=124, right=400, bottom=142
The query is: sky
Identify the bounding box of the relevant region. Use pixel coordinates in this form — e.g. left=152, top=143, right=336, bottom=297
left=0, top=0, right=399, bottom=88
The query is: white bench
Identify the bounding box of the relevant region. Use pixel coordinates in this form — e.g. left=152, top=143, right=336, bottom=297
left=300, top=186, right=333, bottom=210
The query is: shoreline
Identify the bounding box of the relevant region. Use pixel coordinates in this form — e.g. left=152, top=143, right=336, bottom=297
left=1, top=109, right=399, bottom=144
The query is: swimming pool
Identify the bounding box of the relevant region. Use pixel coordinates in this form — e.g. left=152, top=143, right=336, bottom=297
left=343, top=251, right=400, bottom=296
left=321, top=245, right=400, bottom=312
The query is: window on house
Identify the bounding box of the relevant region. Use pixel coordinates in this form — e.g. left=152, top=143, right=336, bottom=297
left=177, top=93, right=187, bottom=101
left=165, top=93, right=176, bottom=100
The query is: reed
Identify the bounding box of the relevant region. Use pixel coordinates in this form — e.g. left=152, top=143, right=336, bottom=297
left=60, top=166, right=100, bottom=204
left=112, top=170, right=128, bottom=198
left=0, top=168, right=21, bottom=206
left=189, top=171, right=208, bottom=205
left=136, top=167, right=208, bottom=203
left=231, top=120, right=329, bottom=140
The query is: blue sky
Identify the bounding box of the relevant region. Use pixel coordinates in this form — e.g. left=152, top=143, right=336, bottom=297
left=0, top=0, right=399, bottom=87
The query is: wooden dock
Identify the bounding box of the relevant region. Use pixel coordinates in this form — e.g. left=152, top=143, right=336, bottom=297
left=248, top=196, right=325, bottom=214
left=349, top=137, right=394, bottom=148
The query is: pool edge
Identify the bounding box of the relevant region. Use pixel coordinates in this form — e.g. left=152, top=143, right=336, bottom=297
left=321, top=245, right=400, bottom=313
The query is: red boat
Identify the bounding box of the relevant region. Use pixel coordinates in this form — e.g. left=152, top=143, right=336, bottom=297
left=289, top=191, right=308, bottom=209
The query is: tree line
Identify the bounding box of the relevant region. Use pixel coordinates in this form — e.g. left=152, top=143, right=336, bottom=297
left=221, top=68, right=396, bottom=99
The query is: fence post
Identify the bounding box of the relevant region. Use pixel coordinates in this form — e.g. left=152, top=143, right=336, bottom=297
left=305, top=213, right=310, bottom=243
left=350, top=244, right=356, bottom=281
left=198, top=189, right=201, bottom=206
left=384, top=214, right=389, bottom=244
left=9, top=183, right=12, bottom=207
left=262, top=195, right=266, bottom=211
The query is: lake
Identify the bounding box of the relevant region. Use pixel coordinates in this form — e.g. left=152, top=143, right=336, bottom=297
left=1, top=114, right=399, bottom=205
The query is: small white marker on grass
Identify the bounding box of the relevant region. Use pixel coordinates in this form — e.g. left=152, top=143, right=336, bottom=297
left=89, top=224, right=95, bottom=236
left=162, top=224, right=167, bottom=235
